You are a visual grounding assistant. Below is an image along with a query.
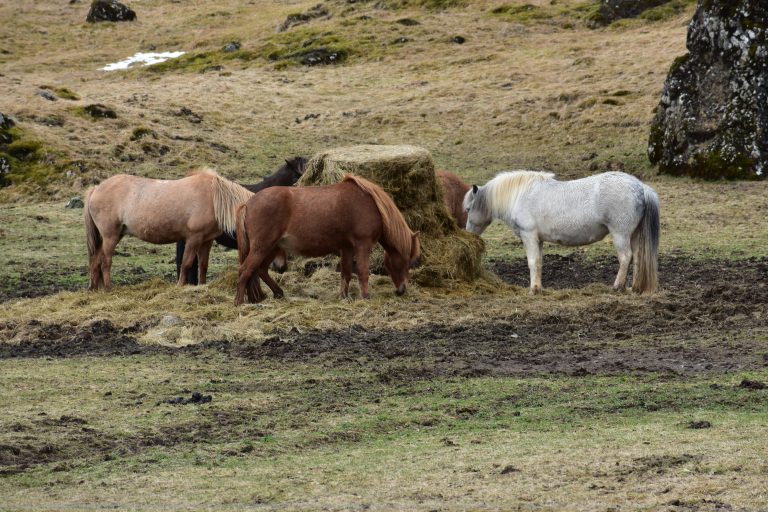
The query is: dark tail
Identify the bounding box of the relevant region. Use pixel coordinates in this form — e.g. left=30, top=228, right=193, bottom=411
left=632, top=185, right=660, bottom=294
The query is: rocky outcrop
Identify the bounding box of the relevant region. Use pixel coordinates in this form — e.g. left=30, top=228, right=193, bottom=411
left=648, top=0, right=768, bottom=179
left=86, top=0, right=136, bottom=23
left=591, top=0, right=672, bottom=25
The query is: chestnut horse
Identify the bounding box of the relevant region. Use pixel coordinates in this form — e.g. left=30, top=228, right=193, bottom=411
left=234, top=175, right=420, bottom=305
left=437, top=170, right=470, bottom=228
left=176, top=157, right=307, bottom=284
left=85, top=169, right=252, bottom=290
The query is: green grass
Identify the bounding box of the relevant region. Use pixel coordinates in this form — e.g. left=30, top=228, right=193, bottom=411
left=1, top=354, right=766, bottom=508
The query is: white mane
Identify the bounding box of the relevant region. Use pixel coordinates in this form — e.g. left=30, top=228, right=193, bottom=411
left=479, top=170, right=555, bottom=219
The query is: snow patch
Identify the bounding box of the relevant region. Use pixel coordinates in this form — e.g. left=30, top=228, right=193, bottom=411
left=101, top=52, right=185, bottom=71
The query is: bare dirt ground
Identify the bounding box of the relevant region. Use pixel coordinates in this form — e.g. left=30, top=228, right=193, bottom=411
left=4, top=255, right=766, bottom=378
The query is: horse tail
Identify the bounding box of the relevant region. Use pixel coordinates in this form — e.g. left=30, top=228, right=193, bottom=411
left=632, top=185, right=660, bottom=294
left=236, top=203, right=249, bottom=266
left=84, top=187, right=101, bottom=260
left=343, top=174, right=418, bottom=261
left=209, top=170, right=254, bottom=235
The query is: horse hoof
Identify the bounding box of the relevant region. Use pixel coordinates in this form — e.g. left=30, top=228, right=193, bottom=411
left=529, top=287, right=542, bottom=295
left=613, top=286, right=627, bottom=293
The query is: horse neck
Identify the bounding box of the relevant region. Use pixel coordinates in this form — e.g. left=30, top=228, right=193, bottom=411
left=485, top=173, right=549, bottom=220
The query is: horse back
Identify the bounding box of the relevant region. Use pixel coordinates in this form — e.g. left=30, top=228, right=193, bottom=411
left=89, top=173, right=219, bottom=243
left=437, top=170, right=470, bottom=228
left=243, top=182, right=382, bottom=257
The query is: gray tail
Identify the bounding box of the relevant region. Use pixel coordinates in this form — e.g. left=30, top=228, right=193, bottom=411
left=632, top=185, right=660, bottom=294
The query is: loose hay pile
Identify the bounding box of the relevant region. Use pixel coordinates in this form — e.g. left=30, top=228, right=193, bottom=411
left=299, top=145, right=485, bottom=286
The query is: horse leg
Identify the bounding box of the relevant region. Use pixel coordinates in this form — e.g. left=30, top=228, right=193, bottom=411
left=258, top=266, right=284, bottom=299
left=89, top=251, right=104, bottom=290
left=178, top=237, right=202, bottom=286
left=520, top=233, right=543, bottom=294
left=196, top=240, right=214, bottom=285
left=99, top=235, right=120, bottom=292
left=236, top=252, right=263, bottom=305
left=176, top=241, right=198, bottom=286
left=612, top=233, right=632, bottom=292
left=246, top=273, right=265, bottom=303
left=354, top=243, right=372, bottom=299
left=339, top=248, right=354, bottom=299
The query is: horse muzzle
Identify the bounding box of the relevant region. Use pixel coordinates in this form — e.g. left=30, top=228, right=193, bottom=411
left=395, top=284, right=407, bottom=296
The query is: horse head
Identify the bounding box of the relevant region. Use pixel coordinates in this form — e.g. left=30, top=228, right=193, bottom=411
left=384, top=231, right=420, bottom=296
left=463, top=185, right=492, bottom=235
left=286, top=156, right=308, bottom=182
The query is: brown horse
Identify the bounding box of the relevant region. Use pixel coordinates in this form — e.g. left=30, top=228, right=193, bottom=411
left=234, top=175, right=420, bottom=305
left=85, top=169, right=252, bottom=290
left=437, top=170, right=471, bottom=228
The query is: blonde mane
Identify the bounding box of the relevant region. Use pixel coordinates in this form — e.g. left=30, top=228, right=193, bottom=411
left=343, top=174, right=416, bottom=260
left=480, top=170, right=555, bottom=218
left=205, top=168, right=254, bottom=235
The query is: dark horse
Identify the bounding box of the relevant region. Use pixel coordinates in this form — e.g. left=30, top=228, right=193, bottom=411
left=176, top=157, right=307, bottom=284
left=234, top=175, right=420, bottom=305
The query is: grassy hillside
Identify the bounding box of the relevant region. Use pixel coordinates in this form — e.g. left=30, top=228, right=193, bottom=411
left=0, top=0, right=692, bottom=200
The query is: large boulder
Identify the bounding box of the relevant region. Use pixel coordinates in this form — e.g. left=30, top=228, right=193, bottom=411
left=648, top=0, right=768, bottom=179
left=299, top=145, right=485, bottom=285
left=591, top=0, right=673, bottom=25
left=86, top=0, right=136, bottom=23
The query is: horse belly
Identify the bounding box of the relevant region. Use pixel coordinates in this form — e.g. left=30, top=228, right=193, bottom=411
left=279, top=232, right=346, bottom=258
left=539, top=222, right=608, bottom=246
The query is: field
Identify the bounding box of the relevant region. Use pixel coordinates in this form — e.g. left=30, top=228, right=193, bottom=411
left=1, top=1, right=767, bottom=510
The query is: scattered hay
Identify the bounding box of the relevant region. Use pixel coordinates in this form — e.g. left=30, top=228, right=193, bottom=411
left=299, top=144, right=485, bottom=286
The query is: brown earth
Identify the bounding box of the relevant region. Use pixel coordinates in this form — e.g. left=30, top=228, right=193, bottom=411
left=2, top=255, right=766, bottom=379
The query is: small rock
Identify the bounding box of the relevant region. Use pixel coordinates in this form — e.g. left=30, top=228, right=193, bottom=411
left=451, top=36, right=466, bottom=44
left=35, top=90, right=57, bottom=101
left=279, top=4, right=330, bottom=32
left=738, top=379, right=766, bottom=390
left=175, top=107, right=202, bottom=123
left=0, top=112, right=15, bottom=130
left=222, top=41, right=241, bottom=53
left=86, top=0, right=137, bottom=23
left=65, top=197, right=84, bottom=209
left=299, top=48, right=345, bottom=66
left=83, top=104, right=117, bottom=119
left=686, top=420, right=711, bottom=429
left=160, top=314, right=181, bottom=327
left=161, top=391, right=212, bottom=405
left=500, top=465, right=520, bottom=474
left=393, top=37, right=409, bottom=44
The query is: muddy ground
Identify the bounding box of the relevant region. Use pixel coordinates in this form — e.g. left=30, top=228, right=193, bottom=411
left=2, top=255, right=766, bottom=378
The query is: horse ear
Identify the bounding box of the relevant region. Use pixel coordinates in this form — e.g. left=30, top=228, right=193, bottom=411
left=472, top=184, right=478, bottom=194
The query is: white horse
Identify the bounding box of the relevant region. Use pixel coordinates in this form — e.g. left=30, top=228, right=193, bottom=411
left=463, top=171, right=660, bottom=294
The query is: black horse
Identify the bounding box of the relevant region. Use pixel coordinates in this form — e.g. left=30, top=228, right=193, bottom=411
left=176, top=157, right=308, bottom=284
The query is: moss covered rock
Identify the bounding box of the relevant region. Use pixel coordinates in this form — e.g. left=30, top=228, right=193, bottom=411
left=590, top=0, right=675, bottom=26
left=648, top=0, right=767, bottom=179
left=86, top=0, right=136, bottom=23
left=299, top=145, right=485, bottom=285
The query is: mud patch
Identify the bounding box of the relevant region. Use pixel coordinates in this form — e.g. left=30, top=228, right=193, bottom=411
left=0, top=319, right=147, bottom=358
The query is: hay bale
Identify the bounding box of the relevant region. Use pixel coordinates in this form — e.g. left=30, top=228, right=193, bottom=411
left=299, top=144, right=484, bottom=285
